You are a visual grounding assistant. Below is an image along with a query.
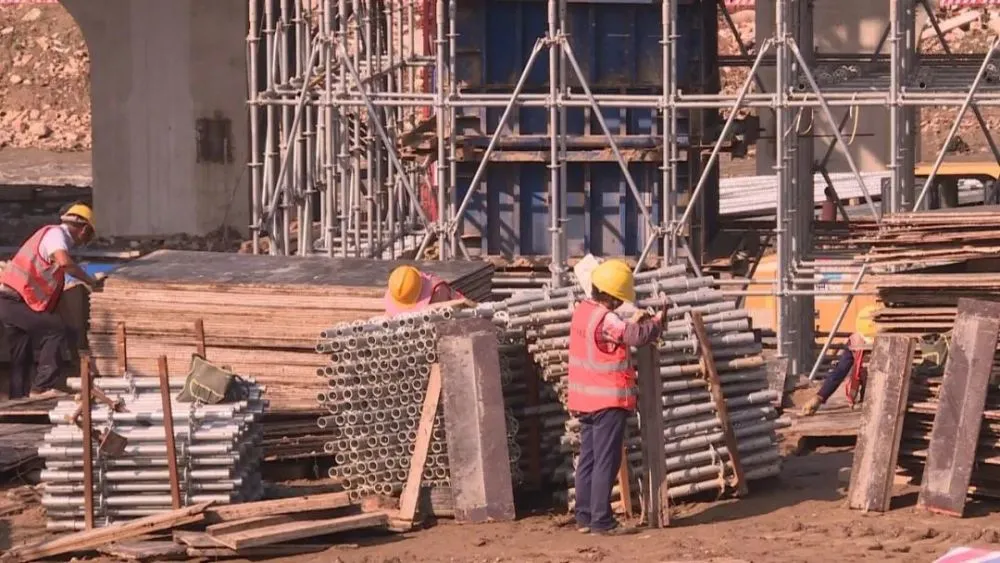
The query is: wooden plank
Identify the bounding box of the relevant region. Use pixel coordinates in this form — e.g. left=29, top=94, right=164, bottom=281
left=616, top=446, right=634, bottom=519
left=97, top=540, right=187, bottom=561
left=193, top=319, right=206, bottom=358
left=692, top=312, right=748, bottom=497
left=848, top=335, right=915, bottom=512
left=172, top=530, right=219, bottom=548
left=185, top=544, right=329, bottom=558
left=157, top=356, right=181, bottom=509
left=204, top=491, right=352, bottom=522
left=115, top=322, right=127, bottom=375
left=437, top=318, right=515, bottom=524
left=397, top=364, right=443, bottom=527
left=206, top=515, right=295, bottom=537
left=918, top=298, right=1000, bottom=517
left=636, top=346, right=669, bottom=528
left=80, top=357, right=94, bottom=530
left=211, top=512, right=389, bottom=550
left=2, top=502, right=210, bottom=563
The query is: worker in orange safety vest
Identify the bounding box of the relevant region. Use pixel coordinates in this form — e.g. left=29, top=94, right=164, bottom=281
left=568, top=259, right=668, bottom=536
left=800, top=305, right=877, bottom=416
left=383, top=265, right=472, bottom=315
left=0, top=203, right=100, bottom=399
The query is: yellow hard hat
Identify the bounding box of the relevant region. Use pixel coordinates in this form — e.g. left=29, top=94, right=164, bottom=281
left=591, top=259, right=636, bottom=303
left=62, top=203, right=94, bottom=230
left=388, top=265, right=423, bottom=305
left=856, top=305, right=878, bottom=340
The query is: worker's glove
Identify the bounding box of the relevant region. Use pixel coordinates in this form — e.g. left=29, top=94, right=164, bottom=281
left=630, top=310, right=651, bottom=324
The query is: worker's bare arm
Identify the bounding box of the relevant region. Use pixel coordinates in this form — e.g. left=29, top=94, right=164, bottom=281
left=51, top=249, right=97, bottom=288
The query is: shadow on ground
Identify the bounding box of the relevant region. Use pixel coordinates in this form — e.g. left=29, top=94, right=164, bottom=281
left=676, top=450, right=851, bottom=527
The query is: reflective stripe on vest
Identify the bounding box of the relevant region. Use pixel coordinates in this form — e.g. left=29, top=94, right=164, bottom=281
left=383, top=272, right=449, bottom=316
left=566, top=300, right=637, bottom=413
left=0, top=225, right=65, bottom=312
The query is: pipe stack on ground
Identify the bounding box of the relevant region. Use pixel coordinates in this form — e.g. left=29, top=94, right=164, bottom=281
left=478, top=266, right=786, bottom=508
left=39, top=376, right=266, bottom=531
left=317, top=308, right=520, bottom=502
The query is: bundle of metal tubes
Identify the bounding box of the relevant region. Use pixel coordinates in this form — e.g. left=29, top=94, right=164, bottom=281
left=39, top=376, right=266, bottom=531
left=467, top=265, right=788, bottom=509
left=317, top=308, right=521, bottom=502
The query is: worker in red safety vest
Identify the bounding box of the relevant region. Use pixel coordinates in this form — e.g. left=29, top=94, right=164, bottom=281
left=383, top=265, right=472, bottom=315
left=568, top=259, right=668, bottom=536
left=0, top=203, right=100, bottom=399
left=800, top=305, right=877, bottom=416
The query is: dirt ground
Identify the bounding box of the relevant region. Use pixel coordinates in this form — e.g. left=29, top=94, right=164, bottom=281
left=3, top=443, right=1000, bottom=562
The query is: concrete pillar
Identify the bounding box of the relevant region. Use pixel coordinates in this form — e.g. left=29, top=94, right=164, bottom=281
left=60, top=0, right=249, bottom=237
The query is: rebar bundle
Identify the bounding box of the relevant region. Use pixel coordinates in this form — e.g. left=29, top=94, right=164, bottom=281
left=479, top=265, right=786, bottom=509
left=39, top=376, right=266, bottom=531
left=317, top=308, right=520, bottom=502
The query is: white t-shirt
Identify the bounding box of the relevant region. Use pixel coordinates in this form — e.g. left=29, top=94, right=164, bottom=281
left=37, top=225, right=73, bottom=261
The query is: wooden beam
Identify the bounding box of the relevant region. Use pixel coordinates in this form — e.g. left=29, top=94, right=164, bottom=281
left=397, top=363, right=443, bottom=528
left=204, top=491, right=352, bottom=522
left=80, top=355, right=94, bottom=530
left=636, top=346, right=668, bottom=527
left=436, top=318, right=515, bottom=523
left=2, top=502, right=210, bottom=562
left=918, top=298, right=1000, bottom=517
left=210, top=512, right=388, bottom=551
left=194, top=319, right=206, bottom=358
left=115, top=322, right=127, bottom=376
left=691, top=311, right=748, bottom=497
left=157, top=356, right=181, bottom=509
left=848, top=335, right=915, bottom=512
left=616, top=446, right=634, bottom=519
left=206, top=515, right=295, bottom=537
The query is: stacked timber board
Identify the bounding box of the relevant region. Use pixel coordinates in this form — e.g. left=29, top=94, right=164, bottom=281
left=835, top=210, right=1000, bottom=500
left=87, top=250, right=493, bottom=460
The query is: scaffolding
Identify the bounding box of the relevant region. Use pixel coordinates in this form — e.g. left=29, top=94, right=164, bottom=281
left=247, top=0, right=1000, bottom=376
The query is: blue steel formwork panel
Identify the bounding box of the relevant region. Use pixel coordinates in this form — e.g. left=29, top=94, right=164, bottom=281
left=454, top=0, right=716, bottom=91
left=452, top=0, right=719, bottom=147
left=455, top=162, right=688, bottom=258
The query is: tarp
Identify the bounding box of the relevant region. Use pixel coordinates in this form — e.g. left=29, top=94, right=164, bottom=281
left=935, top=547, right=1000, bottom=563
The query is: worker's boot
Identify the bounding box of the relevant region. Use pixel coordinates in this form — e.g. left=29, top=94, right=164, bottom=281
left=799, top=395, right=823, bottom=417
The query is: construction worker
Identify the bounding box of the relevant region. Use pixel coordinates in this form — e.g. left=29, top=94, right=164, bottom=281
left=0, top=203, right=99, bottom=399
left=800, top=305, right=877, bottom=416
left=383, top=265, right=469, bottom=315
left=568, top=259, right=668, bottom=536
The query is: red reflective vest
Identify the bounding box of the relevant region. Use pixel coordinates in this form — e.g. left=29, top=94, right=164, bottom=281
left=845, top=349, right=867, bottom=407
left=567, top=300, right=637, bottom=413
left=383, top=272, right=457, bottom=315
left=0, top=225, right=66, bottom=313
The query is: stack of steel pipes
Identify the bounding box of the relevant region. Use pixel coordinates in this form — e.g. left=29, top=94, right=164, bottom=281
left=478, top=265, right=787, bottom=508
left=38, top=376, right=266, bottom=531
left=316, top=309, right=520, bottom=502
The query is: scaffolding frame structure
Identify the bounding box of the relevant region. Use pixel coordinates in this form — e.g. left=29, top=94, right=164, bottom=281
left=247, top=0, right=1000, bottom=376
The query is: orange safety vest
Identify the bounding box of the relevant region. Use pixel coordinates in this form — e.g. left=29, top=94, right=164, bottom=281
left=383, top=272, right=454, bottom=315
left=0, top=225, right=66, bottom=313
left=566, top=300, right=637, bottom=413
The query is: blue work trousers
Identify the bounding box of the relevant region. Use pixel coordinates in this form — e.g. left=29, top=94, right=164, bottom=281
left=574, top=407, right=628, bottom=531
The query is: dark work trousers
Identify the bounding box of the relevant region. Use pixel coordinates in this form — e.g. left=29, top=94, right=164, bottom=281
left=574, top=407, right=628, bottom=531
left=818, top=348, right=855, bottom=402
left=0, top=294, right=74, bottom=398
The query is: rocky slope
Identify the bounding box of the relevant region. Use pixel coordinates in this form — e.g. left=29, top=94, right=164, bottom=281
left=0, top=4, right=90, bottom=151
